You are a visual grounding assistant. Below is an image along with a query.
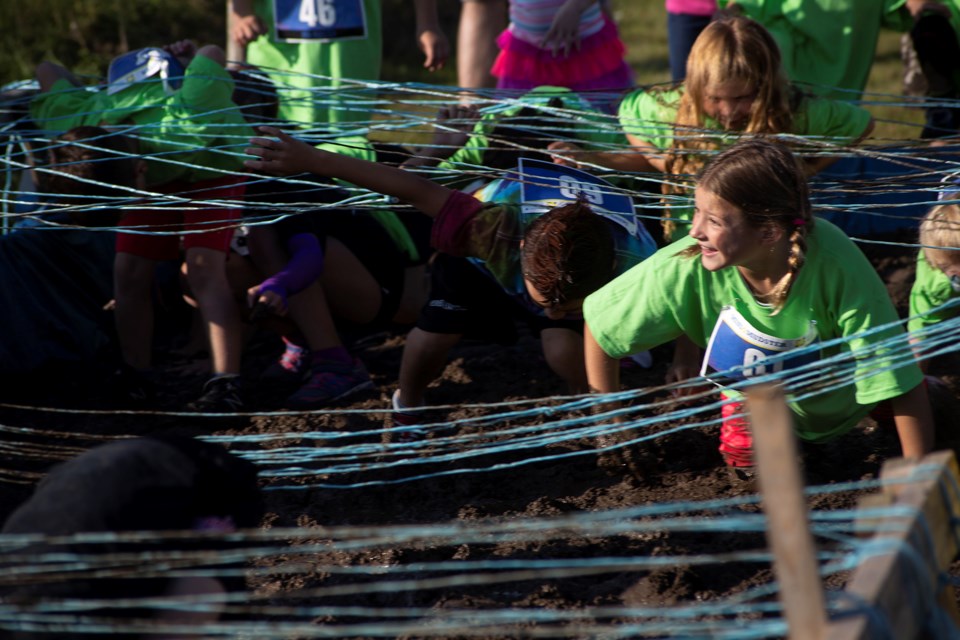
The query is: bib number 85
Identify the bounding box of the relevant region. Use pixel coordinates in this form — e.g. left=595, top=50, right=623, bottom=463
left=300, top=0, right=336, bottom=27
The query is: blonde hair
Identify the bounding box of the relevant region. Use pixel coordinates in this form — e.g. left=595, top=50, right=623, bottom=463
left=681, top=138, right=813, bottom=312
left=919, top=198, right=960, bottom=270
left=660, top=16, right=794, bottom=240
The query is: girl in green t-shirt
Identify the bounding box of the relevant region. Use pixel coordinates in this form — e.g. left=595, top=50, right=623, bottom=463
left=550, top=15, right=873, bottom=242
left=583, top=138, right=932, bottom=468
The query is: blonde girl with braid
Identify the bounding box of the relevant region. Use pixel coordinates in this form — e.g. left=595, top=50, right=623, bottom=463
left=583, top=139, right=933, bottom=469
left=549, top=15, right=874, bottom=242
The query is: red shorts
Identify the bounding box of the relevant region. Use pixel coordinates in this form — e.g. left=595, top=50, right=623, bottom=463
left=115, top=176, right=246, bottom=261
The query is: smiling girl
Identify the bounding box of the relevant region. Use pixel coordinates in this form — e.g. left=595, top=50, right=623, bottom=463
left=582, top=139, right=933, bottom=467
left=550, top=16, right=875, bottom=242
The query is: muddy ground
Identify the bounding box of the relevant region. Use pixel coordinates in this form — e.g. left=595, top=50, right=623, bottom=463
left=0, top=239, right=958, bottom=637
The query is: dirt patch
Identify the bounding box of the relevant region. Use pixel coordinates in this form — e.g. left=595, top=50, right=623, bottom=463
left=1, top=246, right=957, bottom=635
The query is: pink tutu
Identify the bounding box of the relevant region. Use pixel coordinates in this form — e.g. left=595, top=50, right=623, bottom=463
left=491, top=18, right=634, bottom=92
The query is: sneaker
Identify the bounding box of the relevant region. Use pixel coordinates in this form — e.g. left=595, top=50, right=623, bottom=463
left=188, top=375, right=244, bottom=413
left=261, top=339, right=310, bottom=385
left=285, top=358, right=374, bottom=409
left=387, top=389, right=428, bottom=443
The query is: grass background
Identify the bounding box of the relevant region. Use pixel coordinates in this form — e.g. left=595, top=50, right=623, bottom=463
left=0, top=0, right=925, bottom=140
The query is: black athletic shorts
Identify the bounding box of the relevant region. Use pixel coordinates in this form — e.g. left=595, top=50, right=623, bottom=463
left=416, top=253, right=582, bottom=343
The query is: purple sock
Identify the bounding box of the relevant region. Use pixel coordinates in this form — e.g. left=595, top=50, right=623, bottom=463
left=312, top=346, right=352, bottom=366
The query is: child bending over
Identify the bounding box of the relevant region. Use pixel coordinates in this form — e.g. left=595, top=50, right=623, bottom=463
left=550, top=15, right=874, bottom=242
left=909, top=197, right=960, bottom=371
left=244, top=126, right=656, bottom=436
left=583, top=138, right=933, bottom=468
left=31, top=41, right=255, bottom=411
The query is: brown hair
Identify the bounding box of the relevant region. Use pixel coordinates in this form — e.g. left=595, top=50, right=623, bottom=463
left=660, top=16, right=794, bottom=240
left=919, top=198, right=960, bottom=270
left=684, top=138, right=813, bottom=311
left=42, top=126, right=139, bottom=227
left=521, top=200, right=615, bottom=305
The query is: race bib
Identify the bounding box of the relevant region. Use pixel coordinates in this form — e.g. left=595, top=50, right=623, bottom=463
left=274, top=0, right=367, bottom=42
left=107, top=48, right=184, bottom=96
left=517, top=158, right=639, bottom=236
left=700, top=305, right=820, bottom=383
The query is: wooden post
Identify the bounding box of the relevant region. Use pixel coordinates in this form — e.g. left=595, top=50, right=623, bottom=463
left=827, top=451, right=960, bottom=640
left=746, top=383, right=827, bottom=640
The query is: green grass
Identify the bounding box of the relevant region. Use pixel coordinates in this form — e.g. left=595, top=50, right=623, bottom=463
left=1, top=1, right=928, bottom=143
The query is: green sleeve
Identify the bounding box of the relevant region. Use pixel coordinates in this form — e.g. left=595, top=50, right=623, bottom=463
left=617, top=88, right=680, bottom=150
left=791, top=95, right=872, bottom=143
left=908, top=251, right=958, bottom=333
left=584, top=238, right=699, bottom=358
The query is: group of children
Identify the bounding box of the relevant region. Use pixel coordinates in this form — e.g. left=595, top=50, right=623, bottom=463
left=23, top=10, right=960, bottom=468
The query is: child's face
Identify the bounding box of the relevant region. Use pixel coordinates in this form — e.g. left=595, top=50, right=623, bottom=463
left=926, top=250, right=960, bottom=291
left=524, top=278, right=583, bottom=320
left=702, top=80, right=757, bottom=131
left=690, top=188, right=768, bottom=272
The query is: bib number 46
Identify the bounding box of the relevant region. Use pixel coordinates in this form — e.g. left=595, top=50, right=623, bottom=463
left=299, top=0, right=336, bottom=27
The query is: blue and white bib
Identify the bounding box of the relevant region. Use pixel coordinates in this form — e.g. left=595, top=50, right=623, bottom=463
left=701, top=304, right=820, bottom=383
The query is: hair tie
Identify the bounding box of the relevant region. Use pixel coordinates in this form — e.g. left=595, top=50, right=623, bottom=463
left=792, top=218, right=806, bottom=227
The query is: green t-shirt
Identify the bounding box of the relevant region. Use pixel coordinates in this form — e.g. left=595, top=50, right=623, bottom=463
left=583, top=219, right=922, bottom=442
left=246, top=0, right=382, bottom=126
left=718, top=0, right=911, bottom=100
left=31, top=55, right=252, bottom=185
left=438, top=86, right=626, bottom=173
left=617, top=86, right=872, bottom=240
left=908, top=250, right=960, bottom=334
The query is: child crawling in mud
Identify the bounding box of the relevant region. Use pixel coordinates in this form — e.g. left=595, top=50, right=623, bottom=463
left=244, top=125, right=656, bottom=437
left=582, top=138, right=934, bottom=467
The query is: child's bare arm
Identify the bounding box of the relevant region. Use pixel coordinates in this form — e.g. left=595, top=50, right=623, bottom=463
left=891, top=382, right=935, bottom=458
left=548, top=137, right=664, bottom=173
left=585, top=323, right=620, bottom=394
left=246, top=126, right=452, bottom=218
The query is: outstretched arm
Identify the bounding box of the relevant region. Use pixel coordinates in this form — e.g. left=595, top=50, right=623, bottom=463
left=245, top=126, right=453, bottom=218
left=548, top=135, right=665, bottom=173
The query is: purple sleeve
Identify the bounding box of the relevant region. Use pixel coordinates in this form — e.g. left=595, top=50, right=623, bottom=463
left=257, top=232, right=325, bottom=303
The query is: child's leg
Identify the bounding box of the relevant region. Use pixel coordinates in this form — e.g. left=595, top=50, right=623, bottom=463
left=541, top=327, right=588, bottom=394
left=114, top=252, right=158, bottom=371
left=183, top=246, right=242, bottom=376
left=397, top=328, right=463, bottom=407
left=180, top=176, right=247, bottom=378
left=321, top=237, right=383, bottom=325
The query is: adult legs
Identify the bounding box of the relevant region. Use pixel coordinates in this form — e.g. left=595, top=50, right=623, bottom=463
left=457, top=0, right=507, bottom=90
left=666, top=12, right=713, bottom=82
